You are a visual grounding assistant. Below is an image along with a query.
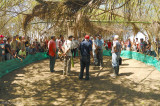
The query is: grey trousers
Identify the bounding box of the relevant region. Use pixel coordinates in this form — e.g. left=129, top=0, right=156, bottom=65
left=64, top=56, right=71, bottom=75
left=0, top=55, right=5, bottom=62
left=6, top=53, right=12, bottom=60
left=97, top=49, right=103, bottom=67
left=112, top=52, right=120, bottom=75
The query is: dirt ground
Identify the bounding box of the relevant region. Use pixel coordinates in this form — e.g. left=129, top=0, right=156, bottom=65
left=0, top=56, right=160, bottom=106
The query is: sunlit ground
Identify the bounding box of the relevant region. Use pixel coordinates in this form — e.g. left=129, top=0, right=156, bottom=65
left=0, top=56, right=160, bottom=106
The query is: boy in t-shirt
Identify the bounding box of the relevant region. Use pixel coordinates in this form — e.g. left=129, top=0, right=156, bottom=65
left=18, top=48, right=26, bottom=59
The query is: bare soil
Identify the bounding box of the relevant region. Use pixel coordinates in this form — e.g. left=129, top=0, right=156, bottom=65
left=0, top=56, right=160, bottom=106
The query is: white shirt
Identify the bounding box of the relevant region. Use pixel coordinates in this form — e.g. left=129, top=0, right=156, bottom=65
left=92, top=39, right=97, bottom=50
left=72, top=40, right=79, bottom=49
left=63, top=40, right=72, bottom=56
left=56, top=39, right=59, bottom=49
left=151, top=45, right=154, bottom=51
left=136, top=41, right=139, bottom=45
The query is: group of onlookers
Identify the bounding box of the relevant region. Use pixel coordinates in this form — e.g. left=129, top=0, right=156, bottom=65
left=119, top=38, right=160, bottom=57
left=1, top=33, right=160, bottom=80
left=0, top=34, right=48, bottom=62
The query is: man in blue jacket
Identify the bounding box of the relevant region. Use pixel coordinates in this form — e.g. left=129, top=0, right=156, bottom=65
left=79, top=35, right=92, bottom=80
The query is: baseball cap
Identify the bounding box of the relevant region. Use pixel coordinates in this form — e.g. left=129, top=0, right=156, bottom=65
left=114, top=35, right=119, bottom=39
left=0, top=35, right=4, bottom=38
left=85, top=35, right=90, bottom=39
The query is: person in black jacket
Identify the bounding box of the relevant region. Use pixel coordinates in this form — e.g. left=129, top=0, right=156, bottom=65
left=79, top=35, right=93, bottom=80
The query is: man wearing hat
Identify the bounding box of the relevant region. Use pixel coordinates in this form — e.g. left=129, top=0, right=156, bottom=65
left=79, top=35, right=92, bottom=80
left=0, top=35, right=5, bottom=62
left=111, top=35, right=121, bottom=78
left=62, top=35, right=73, bottom=75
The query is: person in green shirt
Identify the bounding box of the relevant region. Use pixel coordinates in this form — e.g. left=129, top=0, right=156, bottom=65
left=18, top=47, right=26, bottom=59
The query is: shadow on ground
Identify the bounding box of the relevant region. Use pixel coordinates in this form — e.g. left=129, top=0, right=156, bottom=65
left=0, top=56, right=160, bottom=105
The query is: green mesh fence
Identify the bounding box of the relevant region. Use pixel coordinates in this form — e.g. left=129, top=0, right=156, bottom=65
left=120, top=51, right=160, bottom=71
left=0, top=52, right=49, bottom=78
left=103, top=50, right=160, bottom=71
left=0, top=50, right=160, bottom=78
left=103, top=50, right=112, bottom=56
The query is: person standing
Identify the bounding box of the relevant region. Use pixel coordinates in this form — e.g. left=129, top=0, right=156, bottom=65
left=25, top=37, right=30, bottom=55
left=58, top=35, right=65, bottom=52
left=48, top=36, right=56, bottom=72
left=111, top=35, right=121, bottom=78
left=0, top=35, right=5, bottom=62
left=92, top=35, right=98, bottom=65
left=62, top=35, right=73, bottom=75
left=5, top=37, right=13, bottom=60
left=96, top=35, right=104, bottom=67
left=79, top=35, right=92, bottom=80
left=136, top=38, right=139, bottom=52
left=127, top=38, right=131, bottom=51
left=107, top=39, right=112, bottom=50
left=11, top=36, right=18, bottom=58
left=72, top=37, right=79, bottom=58
left=19, top=36, right=25, bottom=52
left=140, top=38, right=144, bottom=53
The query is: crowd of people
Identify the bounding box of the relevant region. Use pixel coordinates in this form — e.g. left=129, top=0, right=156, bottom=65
left=1, top=33, right=160, bottom=79
left=119, top=37, right=160, bottom=57
left=0, top=35, right=49, bottom=62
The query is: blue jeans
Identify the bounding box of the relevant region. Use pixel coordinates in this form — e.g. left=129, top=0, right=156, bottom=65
left=1, top=55, right=5, bottom=62
left=26, top=47, right=29, bottom=55
left=50, top=56, right=56, bottom=72
left=79, top=56, right=90, bottom=79
left=112, top=52, right=120, bottom=68
left=6, top=53, right=12, bottom=60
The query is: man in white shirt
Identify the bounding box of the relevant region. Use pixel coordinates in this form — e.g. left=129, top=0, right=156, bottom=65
left=62, top=35, right=73, bottom=75
left=111, top=35, right=121, bottom=78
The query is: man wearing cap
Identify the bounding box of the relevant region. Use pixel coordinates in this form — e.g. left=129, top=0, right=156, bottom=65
left=0, top=35, right=5, bottom=62
left=111, top=35, right=121, bottom=78
left=96, top=35, right=104, bottom=67
left=79, top=35, right=92, bottom=80
left=62, top=35, right=73, bottom=75
left=48, top=36, right=57, bottom=72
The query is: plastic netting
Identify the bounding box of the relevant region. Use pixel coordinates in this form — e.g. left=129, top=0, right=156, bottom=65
left=120, top=51, right=160, bottom=71
left=0, top=52, right=49, bottom=78
left=0, top=50, right=160, bottom=78
left=103, top=50, right=160, bottom=71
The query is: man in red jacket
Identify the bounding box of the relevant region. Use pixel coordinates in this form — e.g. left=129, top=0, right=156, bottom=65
left=48, top=36, right=56, bottom=72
